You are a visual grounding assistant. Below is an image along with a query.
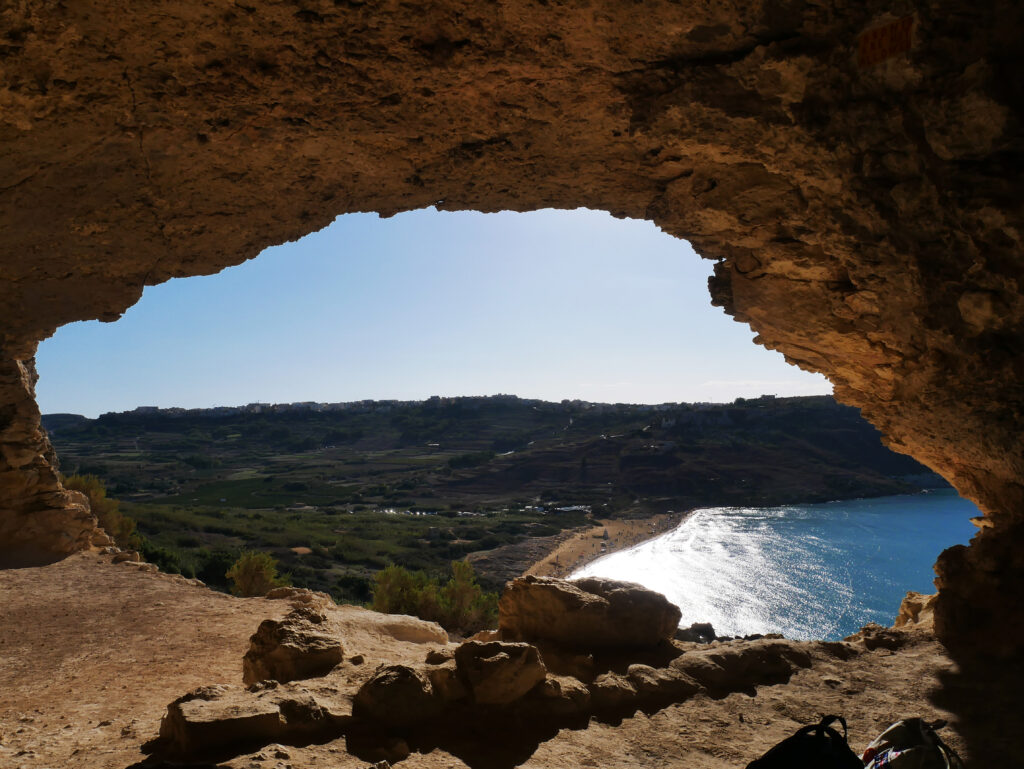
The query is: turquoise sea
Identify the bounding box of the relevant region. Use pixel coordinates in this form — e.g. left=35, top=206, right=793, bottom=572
left=572, top=489, right=980, bottom=640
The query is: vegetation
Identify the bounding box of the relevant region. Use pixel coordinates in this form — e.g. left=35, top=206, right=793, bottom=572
left=226, top=550, right=289, bottom=597
left=44, top=395, right=944, bottom=597
left=63, top=473, right=140, bottom=549
left=371, top=560, right=498, bottom=635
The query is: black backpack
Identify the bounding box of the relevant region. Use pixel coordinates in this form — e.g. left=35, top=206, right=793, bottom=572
left=746, top=715, right=863, bottom=768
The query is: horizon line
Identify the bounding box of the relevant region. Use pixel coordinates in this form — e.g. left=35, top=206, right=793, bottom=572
left=43, top=391, right=839, bottom=419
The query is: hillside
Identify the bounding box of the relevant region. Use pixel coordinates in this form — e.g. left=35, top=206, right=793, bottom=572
left=44, top=395, right=944, bottom=596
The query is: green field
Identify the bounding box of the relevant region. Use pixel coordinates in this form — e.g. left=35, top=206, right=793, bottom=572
left=45, top=394, right=944, bottom=600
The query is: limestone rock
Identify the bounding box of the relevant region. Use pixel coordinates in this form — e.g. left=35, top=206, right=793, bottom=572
left=670, top=640, right=812, bottom=694
left=675, top=622, right=717, bottom=644
left=159, top=682, right=351, bottom=760
left=847, top=623, right=907, bottom=652
left=895, top=591, right=938, bottom=629
left=588, top=673, right=638, bottom=711
left=424, top=647, right=454, bottom=665
left=242, top=609, right=344, bottom=685
left=531, top=641, right=595, bottom=682
left=264, top=586, right=334, bottom=611
left=0, top=358, right=103, bottom=567
left=1, top=0, right=1023, bottom=661
left=531, top=675, right=591, bottom=717
left=373, top=614, right=449, bottom=645
left=426, top=661, right=468, bottom=703
left=499, top=576, right=681, bottom=648
left=626, top=663, right=702, bottom=700
left=353, top=665, right=441, bottom=726
left=454, top=640, right=547, bottom=705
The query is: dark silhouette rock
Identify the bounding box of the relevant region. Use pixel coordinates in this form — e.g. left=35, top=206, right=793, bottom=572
left=353, top=665, right=441, bottom=726
left=675, top=622, right=717, bottom=644
left=454, top=640, right=547, bottom=705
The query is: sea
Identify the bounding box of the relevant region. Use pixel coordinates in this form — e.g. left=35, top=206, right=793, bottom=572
left=571, top=488, right=980, bottom=641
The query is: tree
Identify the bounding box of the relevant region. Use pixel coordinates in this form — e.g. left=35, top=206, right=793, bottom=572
left=226, top=551, right=288, bottom=597
left=63, top=473, right=139, bottom=548
left=437, top=560, right=498, bottom=634
left=370, top=560, right=497, bottom=635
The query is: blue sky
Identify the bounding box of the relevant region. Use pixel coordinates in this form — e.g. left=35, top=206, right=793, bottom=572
left=35, top=208, right=831, bottom=417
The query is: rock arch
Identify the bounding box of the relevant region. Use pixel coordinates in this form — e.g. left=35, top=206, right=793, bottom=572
left=1, top=1, right=1021, bottom=656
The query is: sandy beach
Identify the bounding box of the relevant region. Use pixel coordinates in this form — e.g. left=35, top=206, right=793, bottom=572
left=525, top=510, right=691, bottom=579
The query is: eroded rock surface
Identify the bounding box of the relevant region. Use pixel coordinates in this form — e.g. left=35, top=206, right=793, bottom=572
left=242, top=607, right=345, bottom=685
left=454, top=640, right=547, bottom=705
left=353, top=665, right=442, bottom=727
left=499, top=576, right=682, bottom=648
left=0, top=358, right=108, bottom=566
left=159, top=681, right=352, bottom=760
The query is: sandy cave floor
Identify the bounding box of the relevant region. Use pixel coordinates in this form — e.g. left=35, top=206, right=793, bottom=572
left=0, top=552, right=980, bottom=769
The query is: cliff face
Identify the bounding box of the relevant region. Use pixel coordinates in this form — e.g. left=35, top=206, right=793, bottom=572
left=1, top=1, right=1021, bottom=654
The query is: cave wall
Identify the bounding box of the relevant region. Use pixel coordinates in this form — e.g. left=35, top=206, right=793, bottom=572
left=1, top=0, right=1021, bottom=653
left=0, top=357, right=107, bottom=567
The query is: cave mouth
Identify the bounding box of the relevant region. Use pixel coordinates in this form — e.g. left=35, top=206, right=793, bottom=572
left=31, top=206, right=978, bottom=644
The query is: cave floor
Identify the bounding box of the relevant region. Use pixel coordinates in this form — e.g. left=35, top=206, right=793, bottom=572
left=0, top=552, right=988, bottom=769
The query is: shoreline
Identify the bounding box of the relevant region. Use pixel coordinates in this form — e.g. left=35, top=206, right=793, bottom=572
left=525, top=509, right=693, bottom=579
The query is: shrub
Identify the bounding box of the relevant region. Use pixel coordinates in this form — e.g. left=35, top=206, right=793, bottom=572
left=334, top=573, right=372, bottom=605
left=371, top=560, right=497, bottom=635
left=195, top=549, right=237, bottom=589
left=64, top=473, right=140, bottom=549
left=447, top=451, right=495, bottom=470
left=139, top=540, right=186, bottom=576
left=226, top=550, right=289, bottom=597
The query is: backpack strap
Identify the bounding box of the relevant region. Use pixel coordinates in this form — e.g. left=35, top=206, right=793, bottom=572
left=817, top=715, right=849, bottom=741
left=921, top=722, right=965, bottom=769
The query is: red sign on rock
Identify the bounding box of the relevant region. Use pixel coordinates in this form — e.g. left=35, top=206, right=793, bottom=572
left=858, top=16, right=914, bottom=68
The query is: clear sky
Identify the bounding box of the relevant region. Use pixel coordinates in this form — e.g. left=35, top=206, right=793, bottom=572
left=35, top=208, right=831, bottom=417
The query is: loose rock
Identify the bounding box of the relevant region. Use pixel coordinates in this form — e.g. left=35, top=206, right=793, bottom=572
left=242, top=608, right=344, bottom=685
left=353, top=665, right=440, bottom=726
left=454, top=641, right=547, bottom=705
left=499, top=576, right=681, bottom=648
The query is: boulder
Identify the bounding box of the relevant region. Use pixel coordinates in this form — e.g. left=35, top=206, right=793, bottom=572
left=895, top=591, right=938, bottom=628
left=426, top=661, right=469, bottom=703
left=587, top=672, right=638, bottom=710
left=626, top=663, right=702, bottom=700
left=242, top=608, right=344, bottom=685
left=499, top=576, right=681, bottom=648
left=159, top=682, right=351, bottom=760
left=425, top=647, right=454, bottom=665
left=847, top=622, right=907, bottom=651
left=370, top=613, right=449, bottom=644
left=353, top=665, right=441, bottom=726
left=670, top=640, right=811, bottom=693
left=264, top=586, right=335, bottom=611
left=530, top=675, right=591, bottom=717
left=454, top=640, right=547, bottom=705
left=674, top=622, right=716, bottom=644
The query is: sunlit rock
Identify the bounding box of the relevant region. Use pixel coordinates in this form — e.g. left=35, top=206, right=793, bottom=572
left=499, top=576, right=681, bottom=648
